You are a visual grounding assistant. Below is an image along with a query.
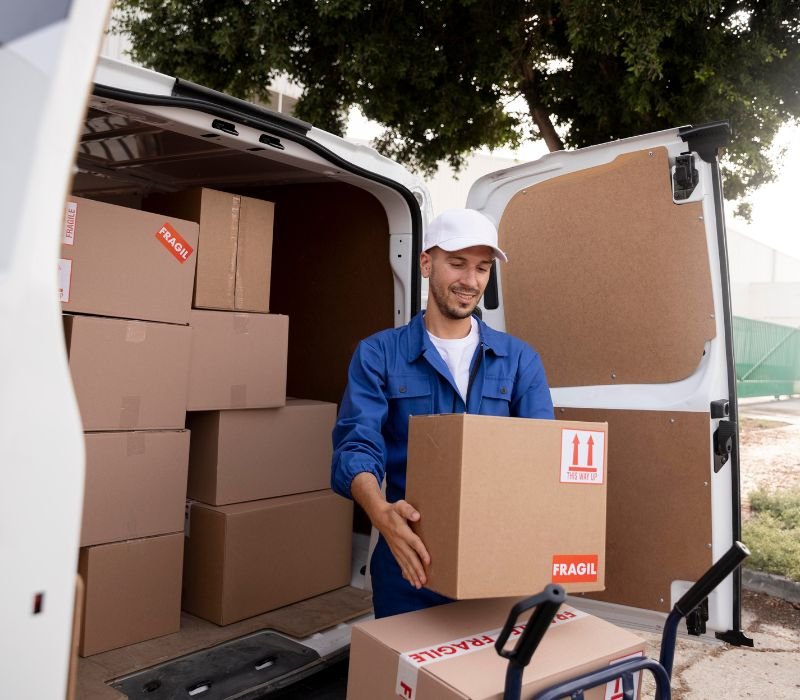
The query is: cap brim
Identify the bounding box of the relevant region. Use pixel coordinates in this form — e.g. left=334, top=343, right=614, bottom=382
left=431, top=237, right=509, bottom=263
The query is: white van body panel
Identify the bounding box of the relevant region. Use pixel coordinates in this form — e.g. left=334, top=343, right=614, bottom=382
left=0, top=2, right=113, bottom=698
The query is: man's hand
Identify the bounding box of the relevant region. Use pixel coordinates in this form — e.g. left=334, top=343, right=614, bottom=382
left=372, top=499, right=430, bottom=589
left=350, top=473, right=431, bottom=589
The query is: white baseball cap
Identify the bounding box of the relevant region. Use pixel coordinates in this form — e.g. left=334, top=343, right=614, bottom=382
left=423, top=209, right=508, bottom=262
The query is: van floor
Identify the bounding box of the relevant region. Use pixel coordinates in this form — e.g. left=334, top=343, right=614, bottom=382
left=77, top=586, right=371, bottom=699
left=256, top=658, right=349, bottom=699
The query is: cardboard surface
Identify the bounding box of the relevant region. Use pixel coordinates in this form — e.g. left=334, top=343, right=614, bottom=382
left=557, top=407, right=713, bottom=612
left=64, top=315, right=191, bottom=431
left=182, top=490, right=353, bottom=625
left=145, top=188, right=274, bottom=312
left=78, top=533, right=184, bottom=657
left=81, top=430, right=190, bottom=546
left=347, top=597, right=646, bottom=700
left=59, top=196, right=198, bottom=324
left=498, top=147, right=716, bottom=388
left=406, top=414, right=607, bottom=599
left=186, top=399, right=336, bottom=505
left=187, top=310, right=288, bottom=410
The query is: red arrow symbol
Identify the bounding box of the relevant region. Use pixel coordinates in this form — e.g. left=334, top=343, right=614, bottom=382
left=587, top=435, right=594, bottom=467
left=572, top=434, right=580, bottom=466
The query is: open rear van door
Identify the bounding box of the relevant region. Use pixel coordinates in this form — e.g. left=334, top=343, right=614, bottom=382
left=1, top=2, right=114, bottom=697
left=467, top=123, right=749, bottom=644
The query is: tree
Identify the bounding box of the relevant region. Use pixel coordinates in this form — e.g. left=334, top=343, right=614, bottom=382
left=114, top=1, right=800, bottom=214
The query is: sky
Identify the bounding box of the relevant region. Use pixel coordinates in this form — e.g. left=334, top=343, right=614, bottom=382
left=347, top=110, right=799, bottom=260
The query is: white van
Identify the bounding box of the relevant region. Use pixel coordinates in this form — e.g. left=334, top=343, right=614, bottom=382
left=2, top=2, right=749, bottom=698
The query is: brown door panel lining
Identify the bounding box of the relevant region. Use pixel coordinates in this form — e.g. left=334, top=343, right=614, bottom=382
left=557, top=407, right=712, bottom=613
left=499, top=147, right=716, bottom=388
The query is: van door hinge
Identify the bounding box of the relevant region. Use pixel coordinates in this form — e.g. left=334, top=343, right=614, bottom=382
left=713, top=420, right=737, bottom=472
left=673, top=154, right=699, bottom=200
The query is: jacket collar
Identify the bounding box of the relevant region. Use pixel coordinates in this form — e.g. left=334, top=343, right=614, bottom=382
left=406, top=310, right=509, bottom=362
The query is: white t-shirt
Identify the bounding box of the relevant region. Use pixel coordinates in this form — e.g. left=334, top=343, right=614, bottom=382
left=427, top=317, right=480, bottom=400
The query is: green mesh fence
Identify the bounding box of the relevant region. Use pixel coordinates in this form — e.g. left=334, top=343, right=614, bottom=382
left=734, top=316, right=800, bottom=398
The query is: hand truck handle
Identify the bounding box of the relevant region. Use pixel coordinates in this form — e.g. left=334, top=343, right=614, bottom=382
left=495, top=584, right=566, bottom=664
left=674, top=541, right=750, bottom=618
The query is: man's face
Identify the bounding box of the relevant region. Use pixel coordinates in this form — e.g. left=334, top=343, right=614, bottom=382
left=421, top=246, right=494, bottom=320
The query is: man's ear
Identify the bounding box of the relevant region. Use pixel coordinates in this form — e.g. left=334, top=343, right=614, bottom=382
left=420, top=250, right=432, bottom=278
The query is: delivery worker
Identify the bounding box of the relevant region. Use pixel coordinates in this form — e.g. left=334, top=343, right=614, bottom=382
left=331, top=208, right=553, bottom=618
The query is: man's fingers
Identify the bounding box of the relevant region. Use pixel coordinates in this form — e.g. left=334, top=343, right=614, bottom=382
left=411, top=537, right=431, bottom=567
left=394, top=499, right=420, bottom=522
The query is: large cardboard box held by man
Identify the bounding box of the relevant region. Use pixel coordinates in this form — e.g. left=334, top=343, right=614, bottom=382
left=187, top=310, right=288, bottom=411
left=64, top=315, right=192, bottom=431
left=59, top=196, right=199, bottom=324
left=81, top=430, right=190, bottom=546
left=78, top=532, right=183, bottom=656
left=145, top=188, right=274, bottom=312
left=182, top=490, right=353, bottom=625
left=347, top=597, right=646, bottom=700
left=406, top=414, right=608, bottom=599
left=186, top=399, right=336, bottom=505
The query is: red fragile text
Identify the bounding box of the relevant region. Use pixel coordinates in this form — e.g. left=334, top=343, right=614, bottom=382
left=155, top=222, right=194, bottom=263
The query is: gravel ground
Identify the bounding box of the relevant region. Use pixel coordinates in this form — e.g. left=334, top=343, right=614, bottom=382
left=739, top=411, right=800, bottom=512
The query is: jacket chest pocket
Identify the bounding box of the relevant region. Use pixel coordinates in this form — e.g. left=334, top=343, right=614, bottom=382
left=386, top=375, right=433, bottom=437
left=481, top=376, right=513, bottom=416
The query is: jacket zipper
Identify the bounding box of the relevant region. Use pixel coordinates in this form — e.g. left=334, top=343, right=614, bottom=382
left=460, top=344, right=484, bottom=413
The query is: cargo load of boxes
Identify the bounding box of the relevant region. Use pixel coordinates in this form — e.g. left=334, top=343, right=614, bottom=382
left=62, top=188, right=647, bottom=697
left=61, top=190, right=352, bottom=656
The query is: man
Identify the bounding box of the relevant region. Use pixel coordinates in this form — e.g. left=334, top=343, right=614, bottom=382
left=331, top=208, right=553, bottom=618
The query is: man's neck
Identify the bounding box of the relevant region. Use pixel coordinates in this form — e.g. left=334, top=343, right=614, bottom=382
left=424, top=308, right=473, bottom=339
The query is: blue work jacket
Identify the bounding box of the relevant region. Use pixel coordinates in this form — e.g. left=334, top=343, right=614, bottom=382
left=331, top=311, right=554, bottom=504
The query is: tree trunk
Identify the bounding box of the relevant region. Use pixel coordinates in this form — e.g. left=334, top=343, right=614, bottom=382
left=517, top=62, right=564, bottom=152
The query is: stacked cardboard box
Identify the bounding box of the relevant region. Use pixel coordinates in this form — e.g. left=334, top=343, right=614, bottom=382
left=149, top=188, right=353, bottom=626
left=61, top=196, right=199, bottom=656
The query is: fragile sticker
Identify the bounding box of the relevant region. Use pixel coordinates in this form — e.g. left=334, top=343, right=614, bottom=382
left=57, top=258, right=72, bottom=302
left=63, top=201, right=77, bottom=245
left=560, top=428, right=605, bottom=484
left=552, top=554, right=600, bottom=583
left=155, top=222, right=194, bottom=263
left=604, top=651, right=643, bottom=700
left=396, top=606, right=586, bottom=699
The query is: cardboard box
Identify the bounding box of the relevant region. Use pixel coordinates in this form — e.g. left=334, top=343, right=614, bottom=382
left=81, top=430, right=190, bottom=546
left=64, top=315, right=191, bottom=431
left=78, top=532, right=183, bottom=656
left=347, top=597, right=646, bottom=700
left=182, top=490, right=353, bottom=625
left=406, top=414, right=608, bottom=599
left=186, top=399, right=337, bottom=505
left=145, top=188, right=274, bottom=312
left=59, top=196, right=199, bottom=324
left=187, top=310, right=288, bottom=410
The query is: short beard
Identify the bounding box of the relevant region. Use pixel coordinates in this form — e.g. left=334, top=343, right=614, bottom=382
left=429, top=270, right=480, bottom=321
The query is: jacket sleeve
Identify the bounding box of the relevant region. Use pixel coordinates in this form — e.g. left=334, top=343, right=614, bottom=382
left=511, top=346, right=554, bottom=419
left=331, top=339, right=389, bottom=500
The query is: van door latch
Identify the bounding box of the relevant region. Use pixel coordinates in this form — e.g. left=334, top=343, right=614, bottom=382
left=713, top=419, right=737, bottom=472
left=685, top=596, right=709, bottom=636
left=673, top=154, right=699, bottom=200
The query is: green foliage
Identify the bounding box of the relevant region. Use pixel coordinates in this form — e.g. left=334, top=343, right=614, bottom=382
left=743, top=487, right=800, bottom=582
left=113, top=1, right=800, bottom=205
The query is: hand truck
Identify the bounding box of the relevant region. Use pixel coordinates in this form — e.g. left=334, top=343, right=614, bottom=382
left=495, top=541, right=750, bottom=700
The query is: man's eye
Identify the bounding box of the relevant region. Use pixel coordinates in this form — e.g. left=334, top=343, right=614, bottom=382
left=478, top=267, right=490, bottom=274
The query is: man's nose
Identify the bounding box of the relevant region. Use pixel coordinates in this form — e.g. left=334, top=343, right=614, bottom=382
left=460, top=266, right=479, bottom=288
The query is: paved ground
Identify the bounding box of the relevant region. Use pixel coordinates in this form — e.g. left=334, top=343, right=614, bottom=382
left=638, top=397, right=800, bottom=699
